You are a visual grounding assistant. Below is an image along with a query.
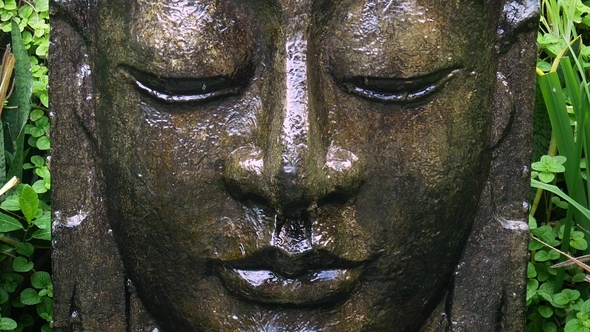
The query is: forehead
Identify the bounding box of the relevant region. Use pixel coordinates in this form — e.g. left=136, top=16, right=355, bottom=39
left=125, top=0, right=489, bottom=25
left=114, top=0, right=491, bottom=77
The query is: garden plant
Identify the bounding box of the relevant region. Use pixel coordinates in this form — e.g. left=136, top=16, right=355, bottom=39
left=0, top=0, right=51, bottom=331
left=528, top=1, right=590, bottom=331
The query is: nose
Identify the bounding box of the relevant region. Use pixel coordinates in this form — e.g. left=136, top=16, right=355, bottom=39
left=222, top=8, right=365, bottom=252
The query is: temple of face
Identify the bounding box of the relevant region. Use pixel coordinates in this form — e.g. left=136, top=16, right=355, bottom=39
left=50, top=0, right=539, bottom=331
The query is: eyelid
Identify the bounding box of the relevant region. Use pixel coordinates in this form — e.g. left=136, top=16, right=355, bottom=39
left=339, top=68, right=462, bottom=103
left=121, top=66, right=246, bottom=103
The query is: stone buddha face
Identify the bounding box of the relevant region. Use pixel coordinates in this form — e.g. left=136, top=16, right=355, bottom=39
left=95, top=0, right=499, bottom=330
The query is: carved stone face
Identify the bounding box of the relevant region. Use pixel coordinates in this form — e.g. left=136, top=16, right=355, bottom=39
left=96, top=0, right=497, bottom=330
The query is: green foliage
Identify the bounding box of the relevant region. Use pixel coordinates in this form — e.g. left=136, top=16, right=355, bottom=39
left=538, top=0, right=590, bottom=59
left=528, top=1, right=590, bottom=331
left=0, top=0, right=50, bottom=330
left=533, top=155, right=567, bottom=183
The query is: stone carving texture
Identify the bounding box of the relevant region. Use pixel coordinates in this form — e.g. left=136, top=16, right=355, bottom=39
left=50, top=0, right=539, bottom=331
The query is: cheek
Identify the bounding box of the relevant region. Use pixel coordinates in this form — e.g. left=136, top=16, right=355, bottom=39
left=332, top=72, right=491, bottom=173
left=329, top=73, right=492, bottom=239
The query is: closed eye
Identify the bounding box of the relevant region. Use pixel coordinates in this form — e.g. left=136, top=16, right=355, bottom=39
left=121, top=65, right=250, bottom=103
left=339, top=67, right=462, bottom=103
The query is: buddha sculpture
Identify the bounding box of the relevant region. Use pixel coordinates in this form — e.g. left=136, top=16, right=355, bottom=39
left=50, top=0, right=539, bottom=331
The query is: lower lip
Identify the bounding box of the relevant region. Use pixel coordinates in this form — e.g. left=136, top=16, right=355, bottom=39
left=217, top=267, right=363, bottom=305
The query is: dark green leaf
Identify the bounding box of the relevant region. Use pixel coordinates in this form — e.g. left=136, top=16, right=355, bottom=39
left=573, top=273, right=587, bottom=283
left=15, top=242, right=33, bottom=257
left=543, top=322, right=557, bottom=332
left=34, top=166, right=49, bottom=179
left=538, top=60, right=552, bottom=72
left=571, top=237, right=589, bottom=250
left=538, top=171, right=555, bottom=183
left=12, top=257, right=33, bottom=272
left=0, top=289, right=9, bottom=304
left=0, top=212, right=23, bottom=231
left=529, top=238, right=544, bottom=250
left=527, top=279, right=539, bottom=300
left=564, top=289, right=581, bottom=301
left=528, top=262, right=537, bottom=278
left=31, top=228, right=49, bottom=241
left=548, top=250, right=560, bottom=260
left=18, top=185, right=37, bottom=223
left=535, top=250, right=551, bottom=262
left=30, top=271, right=50, bottom=289
left=18, top=314, right=33, bottom=327
left=0, top=194, right=20, bottom=211
left=29, top=155, right=43, bottom=167
left=36, top=136, right=49, bottom=150
left=31, top=180, right=46, bottom=194
left=11, top=297, right=24, bottom=308
left=572, top=231, right=585, bottom=239
left=536, top=263, right=552, bottom=282
left=27, top=126, right=44, bottom=137
left=34, top=116, right=47, bottom=127
left=554, top=292, right=572, bottom=305
left=4, top=0, right=17, bottom=11
left=531, top=225, right=561, bottom=246
left=538, top=305, right=553, bottom=318
left=564, top=318, right=588, bottom=332
left=36, top=296, right=51, bottom=321
left=29, top=109, right=43, bottom=122
left=0, top=317, right=17, bottom=330
left=33, top=211, right=49, bottom=229
left=19, top=288, right=40, bottom=305
left=35, top=0, right=49, bottom=12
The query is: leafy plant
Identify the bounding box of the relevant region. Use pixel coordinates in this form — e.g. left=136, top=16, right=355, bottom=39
left=0, top=0, right=51, bottom=330
left=528, top=1, right=590, bottom=327
left=538, top=0, right=590, bottom=59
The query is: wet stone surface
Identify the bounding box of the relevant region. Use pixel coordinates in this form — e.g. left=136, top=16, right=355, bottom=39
left=51, top=0, right=538, bottom=331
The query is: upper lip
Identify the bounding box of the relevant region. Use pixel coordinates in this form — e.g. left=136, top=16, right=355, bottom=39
left=215, top=247, right=374, bottom=278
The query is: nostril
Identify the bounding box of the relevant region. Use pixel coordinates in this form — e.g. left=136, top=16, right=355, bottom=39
left=278, top=200, right=310, bottom=221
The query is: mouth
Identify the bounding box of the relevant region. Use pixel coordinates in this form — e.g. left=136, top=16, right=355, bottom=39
left=215, top=248, right=370, bottom=306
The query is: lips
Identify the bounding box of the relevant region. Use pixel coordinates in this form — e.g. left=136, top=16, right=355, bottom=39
left=215, top=248, right=370, bottom=305
left=218, top=267, right=363, bottom=305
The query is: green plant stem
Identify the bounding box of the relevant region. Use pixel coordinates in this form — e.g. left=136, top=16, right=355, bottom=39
left=0, top=235, right=18, bottom=247
left=0, top=251, right=15, bottom=259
